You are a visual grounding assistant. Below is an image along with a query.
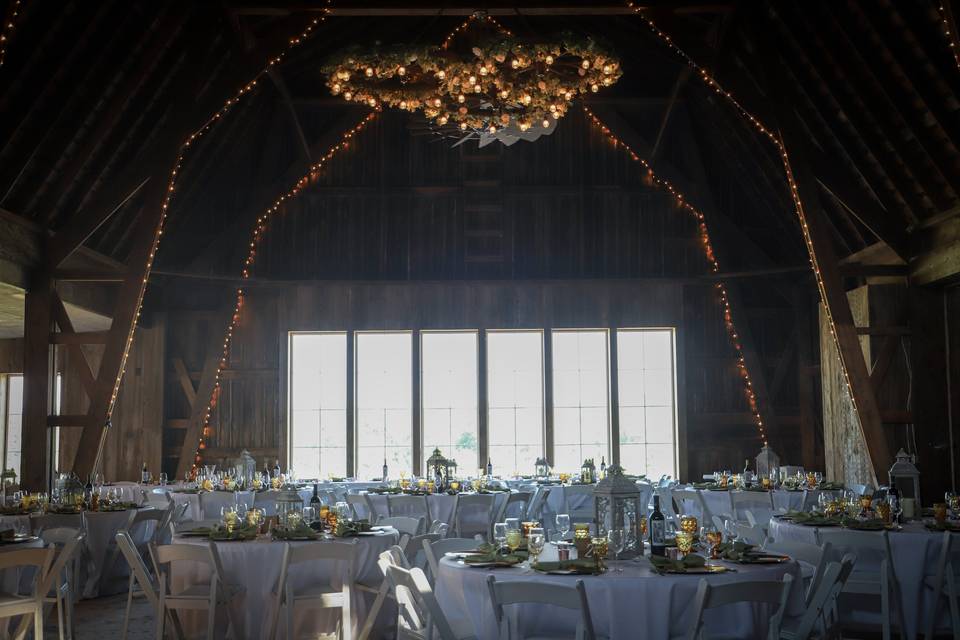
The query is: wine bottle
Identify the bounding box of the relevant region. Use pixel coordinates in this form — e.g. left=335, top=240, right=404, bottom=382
left=600, top=456, right=606, bottom=479
left=743, top=458, right=751, bottom=488
left=141, top=461, right=150, bottom=484
left=382, top=458, right=389, bottom=482
left=84, top=477, right=94, bottom=509
left=486, top=458, right=493, bottom=476
left=650, top=495, right=666, bottom=557
left=310, top=483, right=321, bottom=506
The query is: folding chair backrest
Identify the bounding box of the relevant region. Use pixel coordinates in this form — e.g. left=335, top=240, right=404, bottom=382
left=422, top=537, right=476, bottom=582
left=730, top=491, right=774, bottom=524
left=400, top=533, right=440, bottom=570
left=116, top=531, right=158, bottom=607
left=153, top=542, right=219, bottom=592
left=526, top=487, right=551, bottom=524
left=486, top=576, right=596, bottom=640
left=452, top=495, right=496, bottom=540
left=379, top=516, right=423, bottom=537
left=281, top=539, right=356, bottom=594
left=0, top=547, right=54, bottom=597
left=386, top=564, right=461, bottom=640
left=733, top=522, right=768, bottom=546
left=496, top=492, right=532, bottom=523
left=347, top=494, right=374, bottom=521
left=684, top=574, right=794, bottom=640
left=816, top=529, right=895, bottom=585
left=762, top=540, right=831, bottom=601
left=563, top=486, right=595, bottom=522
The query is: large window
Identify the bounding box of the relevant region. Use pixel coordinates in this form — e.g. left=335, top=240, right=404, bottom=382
left=617, top=329, right=678, bottom=479
left=356, top=332, right=413, bottom=479
left=2, top=374, right=23, bottom=480
left=487, top=331, right=544, bottom=476
left=552, top=330, right=610, bottom=472
left=286, top=327, right=678, bottom=478
left=421, top=331, right=478, bottom=470
left=288, top=333, right=347, bottom=479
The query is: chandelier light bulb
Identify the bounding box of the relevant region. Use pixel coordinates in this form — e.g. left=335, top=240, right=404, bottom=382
left=458, top=94, right=466, bottom=103
left=398, top=66, right=406, bottom=76
left=581, top=59, right=591, bottom=69
left=545, top=54, right=554, bottom=65
left=542, top=119, right=550, bottom=128
left=437, top=70, right=446, bottom=80
left=365, top=67, right=374, bottom=77
left=511, top=59, right=520, bottom=69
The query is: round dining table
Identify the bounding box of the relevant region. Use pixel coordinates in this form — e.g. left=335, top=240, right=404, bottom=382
left=769, top=517, right=951, bottom=637
left=435, top=546, right=805, bottom=640
left=171, top=528, right=399, bottom=639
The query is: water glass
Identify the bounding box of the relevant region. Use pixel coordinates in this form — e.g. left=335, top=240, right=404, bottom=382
left=505, top=527, right=522, bottom=552
left=556, top=513, right=571, bottom=540
left=302, top=506, right=317, bottom=525
left=528, top=527, right=545, bottom=563
left=159, top=472, right=168, bottom=486
left=494, top=522, right=508, bottom=552
left=607, top=528, right=625, bottom=562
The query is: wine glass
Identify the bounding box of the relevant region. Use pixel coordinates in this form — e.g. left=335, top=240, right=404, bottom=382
left=814, top=472, right=823, bottom=487
left=528, top=527, right=545, bottom=565
left=493, top=522, right=507, bottom=552
left=607, top=528, right=625, bottom=569
left=505, top=526, right=522, bottom=553
left=302, top=506, right=316, bottom=526
left=946, top=491, right=960, bottom=518
left=556, top=514, right=571, bottom=541
left=159, top=472, right=168, bottom=486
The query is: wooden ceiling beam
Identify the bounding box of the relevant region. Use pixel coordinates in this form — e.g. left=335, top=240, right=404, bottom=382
left=227, top=1, right=731, bottom=16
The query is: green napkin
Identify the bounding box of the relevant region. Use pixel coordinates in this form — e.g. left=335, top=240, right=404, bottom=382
left=841, top=517, right=886, bottom=531
left=462, top=553, right=524, bottom=566
left=532, top=559, right=598, bottom=574
left=333, top=519, right=373, bottom=537
left=649, top=554, right=707, bottom=574
left=209, top=525, right=258, bottom=541
left=924, top=521, right=960, bottom=532
left=790, top=512, right=841, bottom=527
left=273, top=523, right=320, bottom=540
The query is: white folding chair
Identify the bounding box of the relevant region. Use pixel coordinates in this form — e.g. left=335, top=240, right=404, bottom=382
left=38, top=528, right=85, bottom=640
left=684, top=574, right=794, bottom=640
left=451, top=495, right=496, bottom=541
left=924, top=530, right=960, bottom=640
left=525, top=488, right=552, bottom=530
left=563, top=486, right=595, bottom=526
left=0, top=546, right=53, bottom=640
left=730, top=491, right=774, bottom=526
left=115, top=531, right=158, bottom=640
left=495, top=492, right=532, bottom=524
left=486, top=575, right=603, bottom=640
left=153, top=542, right=245, bottom=640
left=268, top=540, right=355, bottom=640
left=378, top=516, right=423, bottom=537
left=422, top=538, right=477, bottom=584
left=253, top=491, right=278, bottom=516
left=762, top=540, right=833, bottom=604
left=388, top=495, right=432, bottom=525
left=385, top=563, right=477, bottom=640
left=397, top=533, right=440, bottom=571
left=816, top=529, right=905, bottom=640
left=347, top=494, right=376, bottom=522
left=777, top=554, right=856, bottom=640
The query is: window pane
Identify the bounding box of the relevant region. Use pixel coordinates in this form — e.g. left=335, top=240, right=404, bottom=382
left=4, top=375, right=23, bottom=480
left=617, top=329, right=677, bottom=479
left=421, top=331, right=478, bottom=470
left=551, top=331, right=609, bottom=472
left=487, top=331, right=543, bottom=475
left=356, top=332, right=412, bottom=479
left=289, top=333, right=347, bottom=479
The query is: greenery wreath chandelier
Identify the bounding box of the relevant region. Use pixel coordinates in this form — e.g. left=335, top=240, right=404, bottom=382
left=322, top=15, right=623, bottom=139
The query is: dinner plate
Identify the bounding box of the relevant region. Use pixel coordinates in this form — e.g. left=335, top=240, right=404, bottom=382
left=0, top=534, right=37, bottom=545
left=445, top=551, right=483, bottom=559
left=665, top=564, right=729, bottom=574
left=357, top=531, right=379, bottom=536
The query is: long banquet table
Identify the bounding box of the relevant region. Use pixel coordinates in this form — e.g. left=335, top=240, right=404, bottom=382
left=769, top=517, right=951, bottom=638
left=436, top=546, right=805, bottom=640
left=171, top=528, right=399, bottom=639
left=676, top=487, right=845, bottom=522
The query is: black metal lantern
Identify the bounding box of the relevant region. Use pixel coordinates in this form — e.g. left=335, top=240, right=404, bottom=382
left=426, top=448, right=456, bottom=490
left=593, top=464, right=642, bottom=558
left=535, top=457, right=551, bottom=479
left=580, top=458, right=597, bottom=484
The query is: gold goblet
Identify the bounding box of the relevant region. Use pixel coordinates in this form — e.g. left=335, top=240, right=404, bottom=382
left=934, top=502, right=948, bottom=525
left=679, top=515, right=698, bottom=534
left=675, top=531, right=695, bottom=557
left=705, top=530, right=723, bottom=559
left=590, top=536, right=609, bottom=572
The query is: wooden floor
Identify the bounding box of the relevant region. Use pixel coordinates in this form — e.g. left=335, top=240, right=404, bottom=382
left=73, top=594, right=153, bottom=640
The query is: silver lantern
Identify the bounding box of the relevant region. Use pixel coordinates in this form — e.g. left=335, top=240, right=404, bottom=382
left=888, top=448, right=922, bottom=508
left=275, top=487, right=304, bottom=528
left=593, top=464, right=642, bottom=559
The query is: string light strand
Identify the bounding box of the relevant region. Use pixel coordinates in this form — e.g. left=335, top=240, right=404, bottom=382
left=0, top=0, right=24, bottom=68
left=104, top=6, right=336, bottom=428
left=583, top=106, right=768, bottom=446
left=190, top=111, right=379, bottom=476
left=938, top=2, right=960, bottom=72
left=627, top=3, right=875, bottom=450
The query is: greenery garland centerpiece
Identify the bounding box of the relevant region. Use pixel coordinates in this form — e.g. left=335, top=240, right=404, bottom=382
left=322, top=21, right=622, bottom=137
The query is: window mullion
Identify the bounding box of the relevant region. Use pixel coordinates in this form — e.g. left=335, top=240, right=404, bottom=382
left=412, top=329, right=421, bottom=476
left=609, top=328, right=620, bottom=466
left=346, top=330, right=355, bottom=478
left=477, top=330, right=488, bottom=473
left=543, top=330, right=554, bottom=467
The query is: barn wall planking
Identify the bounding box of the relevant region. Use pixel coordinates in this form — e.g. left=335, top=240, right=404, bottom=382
left=159, top=279, right=787, bottom=482
left=57, top=319, right=164, bottom=480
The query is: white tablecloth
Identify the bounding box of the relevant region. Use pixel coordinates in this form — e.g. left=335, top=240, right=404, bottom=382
left=167, top=491, right=256, bottom=522
left=436, top=548, right=804, bottom=640
left=769, top=518, right=948, bottom=638
left=676, top=489, right=844, bottom=523
left=364, top=493, right=513, bottom=529
left=171, top=529, right=399, bottom=638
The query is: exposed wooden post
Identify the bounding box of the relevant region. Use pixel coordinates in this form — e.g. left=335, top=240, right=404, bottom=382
left=174, top=355, right=220, bottom=480
left=794, top=287, right=818, bottom=470
left=21, top=274, right=53, bottom=491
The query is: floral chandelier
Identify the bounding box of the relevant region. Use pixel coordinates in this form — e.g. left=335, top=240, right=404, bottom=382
left=322, top=17, right=622, bottom=139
